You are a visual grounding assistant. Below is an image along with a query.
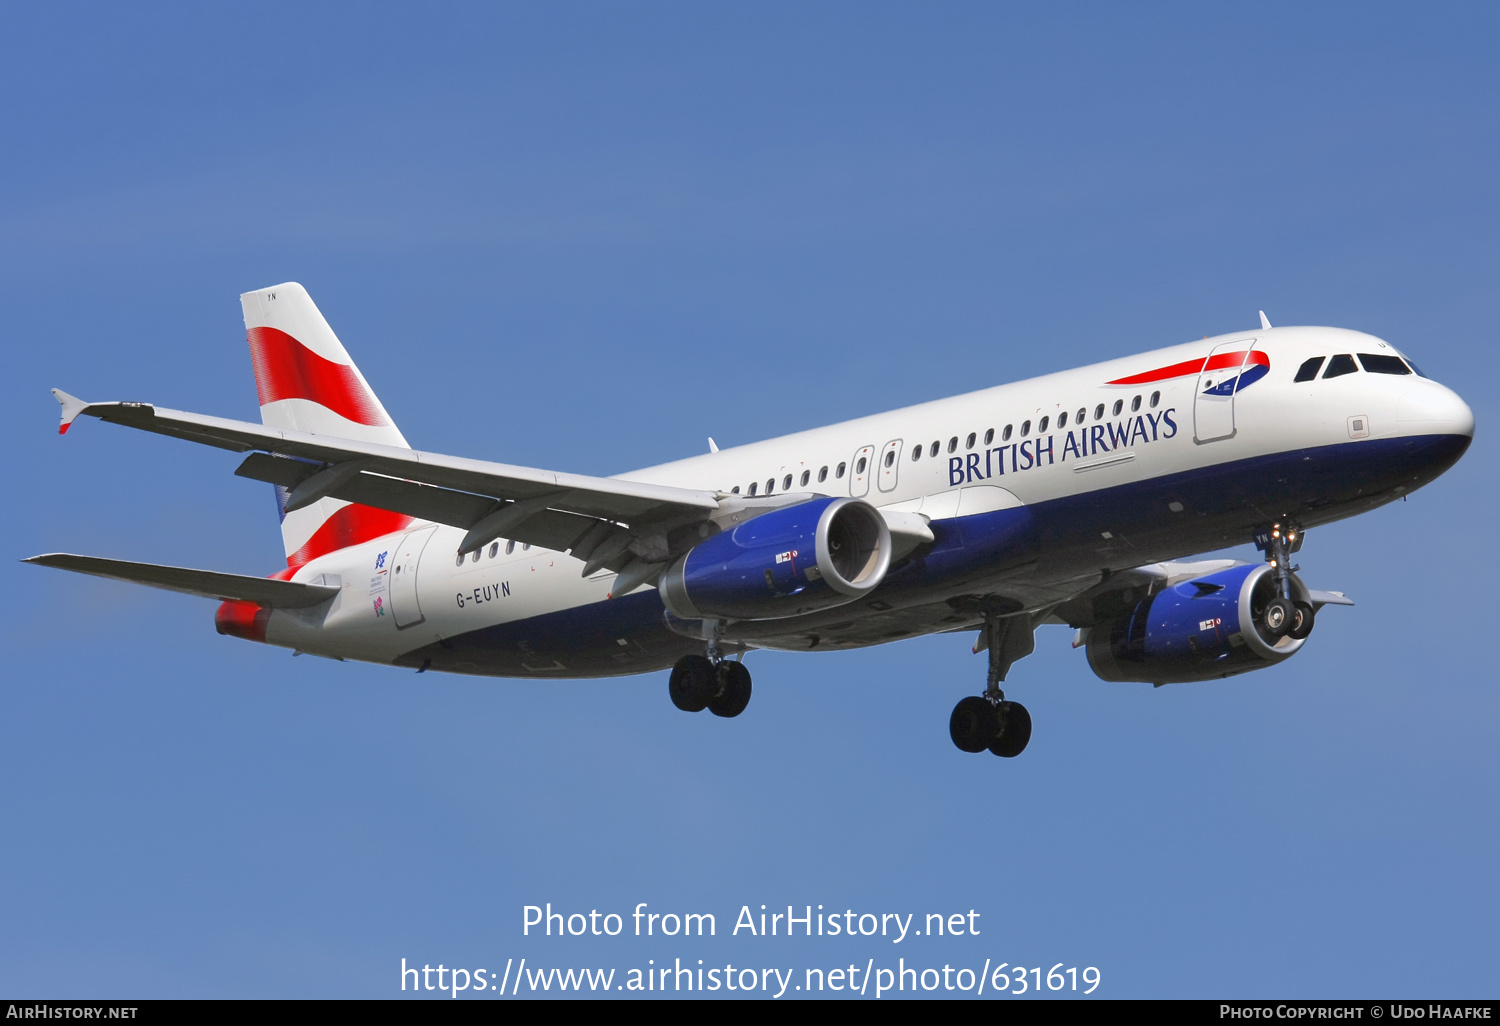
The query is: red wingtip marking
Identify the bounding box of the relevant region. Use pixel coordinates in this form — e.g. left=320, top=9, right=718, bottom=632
left=246, top=326, right=391, bottom=427
left=58, top=422, right=70, bottom=435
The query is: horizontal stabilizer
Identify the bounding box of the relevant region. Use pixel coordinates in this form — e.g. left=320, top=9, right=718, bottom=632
left=23, top=553, right=339, bottom=608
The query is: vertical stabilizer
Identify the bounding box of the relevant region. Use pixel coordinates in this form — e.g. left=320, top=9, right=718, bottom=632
left=240, top=283, right=415, bottom=568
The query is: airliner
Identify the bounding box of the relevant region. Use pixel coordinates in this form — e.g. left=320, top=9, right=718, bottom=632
left=28, top=284, right=1474, bottom=758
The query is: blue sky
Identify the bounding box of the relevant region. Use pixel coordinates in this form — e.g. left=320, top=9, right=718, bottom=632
left=2, top=2, right=1496, bottom=998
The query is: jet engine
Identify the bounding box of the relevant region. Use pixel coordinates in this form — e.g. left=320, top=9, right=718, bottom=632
left=660, top=496, right=891, bottom=621
left=1084, top=563, right=1313, bottom=684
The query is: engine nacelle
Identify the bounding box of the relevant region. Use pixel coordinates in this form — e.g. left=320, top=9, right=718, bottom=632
left=1085, top=563, right=1312, bottom=684
left=660, top=496, right=891, bottom=621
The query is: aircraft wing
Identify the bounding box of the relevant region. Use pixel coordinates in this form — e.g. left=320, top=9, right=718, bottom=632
left=53, top=390, right=723, bottom=589
left=1045, top=559, right=1353, bottom=630
left=22, top=553, right=339, bottom=607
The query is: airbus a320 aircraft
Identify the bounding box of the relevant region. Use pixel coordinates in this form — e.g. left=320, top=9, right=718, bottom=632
left=29, top=284, right=1473, bottom=758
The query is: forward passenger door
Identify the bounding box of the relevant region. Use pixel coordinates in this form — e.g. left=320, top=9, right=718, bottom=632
left=1194, top=339, right=1258, bottom=443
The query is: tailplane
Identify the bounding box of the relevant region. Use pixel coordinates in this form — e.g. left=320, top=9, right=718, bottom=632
left=240, top=283, right=415, bottom=568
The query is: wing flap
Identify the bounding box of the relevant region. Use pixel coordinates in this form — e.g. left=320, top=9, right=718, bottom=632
left=24, top=554, right=339, bottom=608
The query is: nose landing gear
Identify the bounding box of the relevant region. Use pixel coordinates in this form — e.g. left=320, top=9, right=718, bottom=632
left=1257, top=520, right=1315, bottom=642
left=949, top=608, right=1034, bottom=758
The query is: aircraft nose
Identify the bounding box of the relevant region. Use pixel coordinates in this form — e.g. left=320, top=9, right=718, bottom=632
left=1398, top=379, right=1475, bottom=437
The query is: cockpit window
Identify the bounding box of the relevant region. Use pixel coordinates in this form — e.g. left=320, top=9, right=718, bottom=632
left=1406, top=359, right=1427, bottom=378
left=1294, top=357, right=1325, bottom=382
left=1323, top=354, right=1358, bottom=379
left=1358, top=353, right=1411, bottom=375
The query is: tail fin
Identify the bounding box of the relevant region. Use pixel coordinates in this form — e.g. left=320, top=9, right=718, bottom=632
left=240, top=283, right=415, bottom=569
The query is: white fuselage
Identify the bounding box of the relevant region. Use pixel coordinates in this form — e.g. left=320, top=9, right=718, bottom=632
left=262, top=325, right=1473, bottom=676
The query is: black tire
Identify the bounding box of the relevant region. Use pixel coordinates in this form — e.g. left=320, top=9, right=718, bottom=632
left=708, top=661, right=752, bottom=718
left=949, top=696, right=998, bottom=753
left=1288, top=601, right=1315, bottom=641
left=1261, top=597, right=1294, bottom=638
left=988, top=701, right=1032, bottom=758
left=669, top=655, right=715, bottom=712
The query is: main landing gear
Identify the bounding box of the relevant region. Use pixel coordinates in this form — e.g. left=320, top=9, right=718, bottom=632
left=669, top=632, right=752, bottom=718
left=1257, top=519, right=1315, bottom=642
left=949, top=608, right=1034, bottom=758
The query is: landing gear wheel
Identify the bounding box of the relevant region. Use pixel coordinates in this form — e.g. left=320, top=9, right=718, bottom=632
left=949, top=696, right=998, bottom=753
left=708, top=661, right=752, bottom=718
left=987, top=701, right=1032, bottom=758
left=669, top=655, right=715, bottom=712
left=1261, top=597, right=1294, bottom=638
left=1288, top=601, right=1315, bottom=641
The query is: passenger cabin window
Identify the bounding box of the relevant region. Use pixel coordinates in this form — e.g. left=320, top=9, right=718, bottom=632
left=855, top=457, right=867, bottom=474
left=911, top=444, right=922, bottom=461
left=522, top=543, right=531, bottom=551
left=984, top=428, right=994, bottom=444
left=1131, top=395, right=1141, bottom=412
left=1294, top=357, right=1325, bottom=382
left=506, top=540, right=516, bottom=555
left=1112, top=399, right=1123, bottom=416
left=766, top=478, right=775, bottom=494
left=1094, top=404, right=1105, bottom=420
left=1359, top=353, right=1411, bottom=375
left=1076, top=407, right=1086, bottom=422
left=947, top=437, right=958, bottom=453
left=455, top=552, right=464, bottom=567
left=1058, top=411, right=1068, bottom=427
left=883, top=451, right=894, bottom=468
left=748, top=482, right=758, bottom=496
left=836, top=462, right=846, bottom=478
left=1020, top=420, right=1031, bottom=437
left=1149, top=392, right=1159, bottom=408
left=471, top=549, right=480, bottom=563
left=783, top=474, right=793, bottom=490
left=1002, top=424, right=1012, bottom=441
left=1324, top=354, right=1358, bottom=379
left=731, top=485, right=740, bottom=494
left=966, top=432, right=976, bottom=449
left=818, top=466, right=828, bottom=482
left=930, top=441, right=940, bottom=457
left=800, top=470, right=810, bottom=486
left=488, top=542, right=499, bottom=558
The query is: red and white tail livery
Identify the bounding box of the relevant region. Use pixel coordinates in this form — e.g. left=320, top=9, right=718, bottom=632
left=241, top=283, right=414, bottom=570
